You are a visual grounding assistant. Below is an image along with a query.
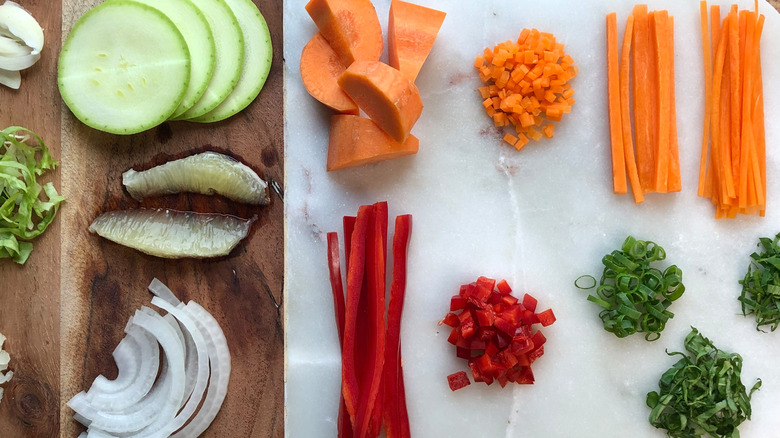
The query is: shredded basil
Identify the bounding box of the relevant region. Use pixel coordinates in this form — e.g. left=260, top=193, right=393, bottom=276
left=0, top=126, right=65, bottom=264
left=738, top=233, right=780, bottom=332
left=647, top=327, right=761, bottom=438
left=576, top=236, right=685, bottom=340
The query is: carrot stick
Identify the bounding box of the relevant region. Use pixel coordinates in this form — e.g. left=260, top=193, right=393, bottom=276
left=753, top=14, right=765, bottom=210
left=720, top=59, right=735, bottom=203
left=620, top=15, right=644, bottom=204
left=698, top=1, right=713, bottom=196
left=727, top=7, right=741, bottom=189
left=710, top=18, right=730, bottom=206
left=737, top=12, right=755, bottom=209
left=632, top=5, right=654, bottom=191
left=653, top=11, right=671, bottom=193
left=667, top=15, right=681, bottom=192
left=646, top=10, right=660, bottom=191
left=606, top=12, right=627, bottom=194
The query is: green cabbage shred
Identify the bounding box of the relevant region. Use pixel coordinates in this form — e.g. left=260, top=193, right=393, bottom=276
left=0, top=126, right=65, bottom=264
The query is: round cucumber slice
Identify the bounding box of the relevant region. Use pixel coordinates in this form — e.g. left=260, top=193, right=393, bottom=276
left=189, top=0, right=272, bottom=123
left=58, top=1, right=190, bottom=135
left=172, top=0, right=244, bottom=120
left=122, top=0, right=216, bottom=119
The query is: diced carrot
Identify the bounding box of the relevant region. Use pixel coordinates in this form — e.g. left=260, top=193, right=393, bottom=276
left=542, top=124, right=554, bottom=138
left=300, top=32, right=359, bottom=115
left=306, top=0, right=383, bottom=66
left=327, top=115, right=419, bottom=171
left=388, top=0, right=446, bottom=82
left=338, top=61, right=424, bottom=143
left=503, top=133, right=518, bottom=146
left=606, top=12, right=627, bottom=195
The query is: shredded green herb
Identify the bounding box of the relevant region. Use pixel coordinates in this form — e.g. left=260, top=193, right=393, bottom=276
left=575, top=236, right=685, bottom=340
left=738, top=233, right=780, bottom=332
left=0, top=126, right=65, bottom=264
left=647, top=327, right=761, bottom=438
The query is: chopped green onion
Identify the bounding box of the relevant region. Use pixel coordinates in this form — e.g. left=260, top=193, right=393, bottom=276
left=739, top=232, right=780, bottom=332
left=576, top=235, right=685, bottom=341
left=647, top=327, right=761, bottom=438
left=0, top=126, right=64, bottom=264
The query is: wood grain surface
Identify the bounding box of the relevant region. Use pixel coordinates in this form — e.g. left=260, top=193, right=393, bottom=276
left=0, top=1, right=62, bottom=436
left=4, top=0, right=284, bottom=436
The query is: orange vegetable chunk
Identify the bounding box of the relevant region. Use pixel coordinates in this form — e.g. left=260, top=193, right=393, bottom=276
left=305, top=0, right=383, bottom=66
left=327, top=115, right=419, bottom=171
left=388, top=0, right=446, bottom=82
left=300, top=33, right=359, bottom=114
left=338, top=61, right=424, bottom=143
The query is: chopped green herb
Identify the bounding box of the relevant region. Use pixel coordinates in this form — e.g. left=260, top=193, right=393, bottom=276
left=647, top=327, right=761, bottom=438
left=738, top=232, right=780, bottom=332
left=576, top=236, right=685, bottom=340
left=0, top=126, right=65, bottom=264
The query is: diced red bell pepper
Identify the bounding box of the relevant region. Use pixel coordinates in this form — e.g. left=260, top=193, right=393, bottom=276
left=522, top=293, right=538, bottom=312
left=536, top=308, right=556, bottom=327
left=456, top=347, right=471, bottom=360
left=439, top=312, right=459, bottom=327
left=447, top=371, right=472, bottom=391
left=473, top=283, right=493, bottom=303
left=496, top=279, right=512, bottom=295
left=476, top=353, right=498, bottom=378
left=485, top=342, right=499, bottom=358
left=517, top=366, right=535, bottom=384
left=476, top=276, right=497, bottom=291
left=476, top=308, right=495, bottom=326
left=531, top=331, right=547, bottom=348
left=450, top=294, right=467, bottom=311
left=468, top=360, right=483, bottom=383
left=520, top=309, right=538, bottom=326
left=511, top=335, right=533, bottom=355
left=494, top=317, right=515, bottom=336
left=487, top=291, right=503, bottom=305
left=501, top=294, right=519, bottom=306
left=528, top=345, right=545, bottom=364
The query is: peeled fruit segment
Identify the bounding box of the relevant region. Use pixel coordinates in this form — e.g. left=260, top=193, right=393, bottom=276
left=122, top=151, right=269, bottom=205
left=89, top=209, right=254, bottom=258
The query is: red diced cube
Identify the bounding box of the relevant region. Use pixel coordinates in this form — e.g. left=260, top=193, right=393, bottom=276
left=461, top=319, right=476, bottom=339
left=488, top=291, right=503, bottom=305
left=511, top=335, right=534, bottom=355
left=501, top=294, right=519, bottom=307
left=476, top=308, right=495, bottom=326
left=469, top=360, right=483, bottom=382
left=447, top=327, right=460, bottom=345
left=447, top=371, right=471, bottom=391
left=476, top=276, right=497, bottom=291
left=450, top=295, right=467, bottom=311
left=528, top=345, right=545, bottom=364
left=531, top=331, right=547, bottom=348
left=497, top=332, right=511, bottom=349
left=456, top=347, right=471, bottom=359
left=474, top=284, right=492, bottom=303
left=521, top=309, right=537, bottom=325
left=515, top=353, right=530, bottom=367
left=476, top=353, right=497, bottom=378
left=517, top=366, right=535, bottom=384
left=537, top=308, right=556, bottom=327
left=494, top=317, right=516, bottom=336
left=497, top=374, right=509, bottom=388
left=522, top=293, right=538, bottom=312
left=496, top=279, right=512, bottom=295
left=497, top=349, right=519, bottom=368
left=469, top=338, right=486, bottom=350
left=485, top=342, right=499, bottom=358
left=439, top=312, right=460, bottom=327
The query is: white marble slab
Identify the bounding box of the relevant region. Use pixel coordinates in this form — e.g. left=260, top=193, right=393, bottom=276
left=284, top=1, right=780, bottom=436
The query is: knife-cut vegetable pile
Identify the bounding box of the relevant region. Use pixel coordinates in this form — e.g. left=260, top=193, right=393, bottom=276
left=301, top=0, right=445, bottom=171
left=0, top=332, right=12, bottom=406
left=68, top=279, right=230, bottom=437
left=327, top=202, right=412, bottom=437
left=647, top=327, right=760, bottom=438
left=739, top=232, right=780, bottom=332
left=475, top=29, right=577, bottom=150
left=58, top=0, right=272, bottom=134
left=576, top=236, right=685, bottom=340
left=697, top=1, right=766, bottom=218
left=606, top=6, right=679, bottom=204
left=441, top=277, right=556, bottom=390
left=90, top=151, right=265, bottom=259
left=0, top=1, right=43, bottom=89
left=0, top=126, right=64, bottom=264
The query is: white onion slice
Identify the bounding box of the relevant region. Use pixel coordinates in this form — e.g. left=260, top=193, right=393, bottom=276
left=0, top=35, right=29, bottom=56
left=0, top=1, right=44, bottom=54
left=70, top=279, right=231, bottom=437
left=0, top=331, right=12, bottom=406
left=0, top=66, right=20, bottom=88
left=0, top=51, right=38, bottom=70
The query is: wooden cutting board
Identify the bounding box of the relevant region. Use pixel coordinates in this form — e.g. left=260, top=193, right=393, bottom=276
left=0, top=0, right=284, bottom=436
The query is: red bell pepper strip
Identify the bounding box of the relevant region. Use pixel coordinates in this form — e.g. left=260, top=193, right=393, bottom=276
left=326, top=232, right=354, bottom=438
left=342, top=206, right=372, bottom=424
left=343, top=216, right=356, bottom=272
left=354, top=202, right=387, bottom=438
left=383, top=214, right=412, bottom=438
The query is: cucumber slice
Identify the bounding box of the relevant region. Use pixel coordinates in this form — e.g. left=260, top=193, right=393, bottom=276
left=172, top=0, right=244, bottom=120
left=189, top=0, right=272, bottom=123
left=58, top=1, right=190, bottom=135
left=122, top=0, right=216, bottom=119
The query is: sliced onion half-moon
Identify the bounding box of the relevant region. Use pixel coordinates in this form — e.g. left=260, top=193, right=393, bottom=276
left=89, top=208, right=255, bottom=259
left=69, top=279, right=232, bottom=437
left=122, top=151, right=270, bottom=205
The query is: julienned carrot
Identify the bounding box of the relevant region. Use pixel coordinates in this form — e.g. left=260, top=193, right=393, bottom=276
left=631, top=5, right=654, bottom=191
left=388, top=0, right=446, bottom=82
left=666, top=16, right=681, bottom=193
left=606, top=12, right=627, bottom=194
left=698, top=1, right=713, bottom=196
left=699, top=1, right=765, bottom=218
left=306, top=0, right=383, bottom=67
left=619, top=15, right=644, bottom=204
left=339, top=61, right=424, bottom=143
left=653, top=11, right=671, bottom=193
left=300, top=33, right=359, bottom=115
left=327, top=115, right=419, bottom=171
